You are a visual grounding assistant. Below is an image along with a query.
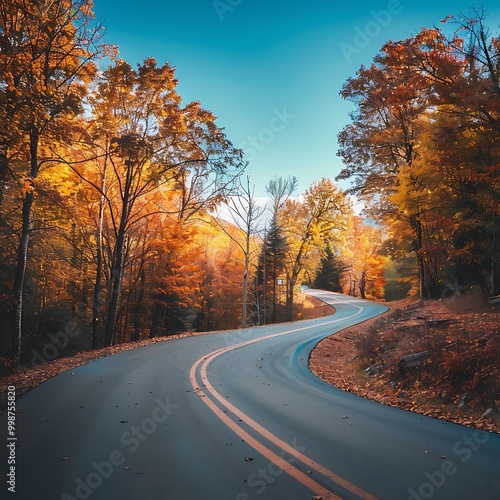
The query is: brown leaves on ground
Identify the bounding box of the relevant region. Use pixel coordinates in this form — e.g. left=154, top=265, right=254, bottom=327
left=310, top=297, right=500, bottom=434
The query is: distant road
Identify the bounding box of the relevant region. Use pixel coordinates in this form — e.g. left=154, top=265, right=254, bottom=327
left=2, top=290, right=499, bottom=499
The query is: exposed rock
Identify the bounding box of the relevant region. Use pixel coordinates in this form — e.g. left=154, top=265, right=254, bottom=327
left=397, top=351, right=429, bottom=375
left=481, top=408, right=497, bottom=420
left=365, top=364, right=382, bottom=376
left=458, top=393, right=469, bottom=409
left=426, top=319, right=453, bottom=327
left=489, top=296, right=500, bottom=305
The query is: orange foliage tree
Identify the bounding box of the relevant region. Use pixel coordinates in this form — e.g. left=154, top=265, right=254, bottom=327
left=337, top=9, right=500, bottom=298
left=0, top=0, right=109, bottom=362
left=280, top=178, right=349, bottom=319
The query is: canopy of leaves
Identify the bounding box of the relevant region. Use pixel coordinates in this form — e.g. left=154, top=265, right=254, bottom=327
left=337, top=8, right=500, bottom=298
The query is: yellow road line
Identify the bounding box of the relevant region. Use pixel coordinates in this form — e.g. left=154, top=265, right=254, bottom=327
left=189, top=309, right=377, bottom=500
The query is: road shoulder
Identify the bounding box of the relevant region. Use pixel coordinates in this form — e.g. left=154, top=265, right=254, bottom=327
left=310, top=298, right=500, bottom=434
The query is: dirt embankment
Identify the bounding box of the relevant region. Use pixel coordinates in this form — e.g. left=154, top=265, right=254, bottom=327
left=310, top=295, right=500, bottom=433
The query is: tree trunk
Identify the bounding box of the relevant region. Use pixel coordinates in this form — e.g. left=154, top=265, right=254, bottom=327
left=132, top=268, right=145, bottom=341
left=92, top=171, right=106, bottom=350
left=150, top=258, right=169, bottom=339
left=410, top=214, right=426, bottom=299
left=492, top=215, right=499, bottom=297
left=11, top=199, right=32, bottom=362
left=241, top=268, right=248, bottom=327
left=359, top=270, right=367, bottom=299
left=10, top=126, right=39, bottom=363
left=242, top=224, right=253, bottom=326
left=104, top=206, right=128, bottom=346
left=286, top=275, right=295, bottom=321
left=272, top=254, right=277, bottom=323
left=150, top=302, right=163, bottom=339
left=416, top=253, right=425, bottom=299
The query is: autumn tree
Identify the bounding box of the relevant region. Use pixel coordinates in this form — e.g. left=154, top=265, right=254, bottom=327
left=144, top=218, right=206, bottom=337
left=281, top=178, right=348, bottom=320
left=337, top=35, right=434, bottom=297
left=256, top=176, right=297, bottom=324
left=337, top=10, right=500, bottom=298
left=0, top=0, right=108, bottom=362
left=146, top=112, right=244, bottom=338
left=212, top=175, right=264, bottom=326
left=88, top=58, right=177, bottom=346
left=194, top=221, right=248, bottom=331
left=383, top=11, right=499, bottom=295
left=73, top=58, right=243, bottom=345
left=342, top=217, right=386, bottom=299
left=434, top=11, right=500, bottom=295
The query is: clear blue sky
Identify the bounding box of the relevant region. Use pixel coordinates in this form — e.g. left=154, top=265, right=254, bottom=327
left=92, top=0, right=500, bottom=197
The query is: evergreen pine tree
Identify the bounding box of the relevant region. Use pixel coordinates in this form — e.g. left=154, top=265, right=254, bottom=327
left=256, top=216, right=288, bottom=323
left=313, top=242, right=344, bottom=292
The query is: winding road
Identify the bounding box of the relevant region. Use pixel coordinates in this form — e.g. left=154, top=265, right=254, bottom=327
left=2, top=290, right=499, bottom=499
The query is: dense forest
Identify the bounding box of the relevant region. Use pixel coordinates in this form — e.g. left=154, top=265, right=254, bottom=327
left=0, top=1, right=498, bottom=370
left=337, top=9, right=500, bottom=300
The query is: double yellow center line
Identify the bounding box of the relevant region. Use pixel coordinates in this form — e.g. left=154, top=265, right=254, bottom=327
left=189, top=309, right=377, bottom=500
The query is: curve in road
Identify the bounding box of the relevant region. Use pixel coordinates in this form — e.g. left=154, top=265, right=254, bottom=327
left=190, top=313, right=377, bottom=500
left=2, top=290, right=499, bottom=500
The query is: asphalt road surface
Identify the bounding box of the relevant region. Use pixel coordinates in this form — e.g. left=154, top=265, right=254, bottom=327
left=2, top=290, right=499, bottom=499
